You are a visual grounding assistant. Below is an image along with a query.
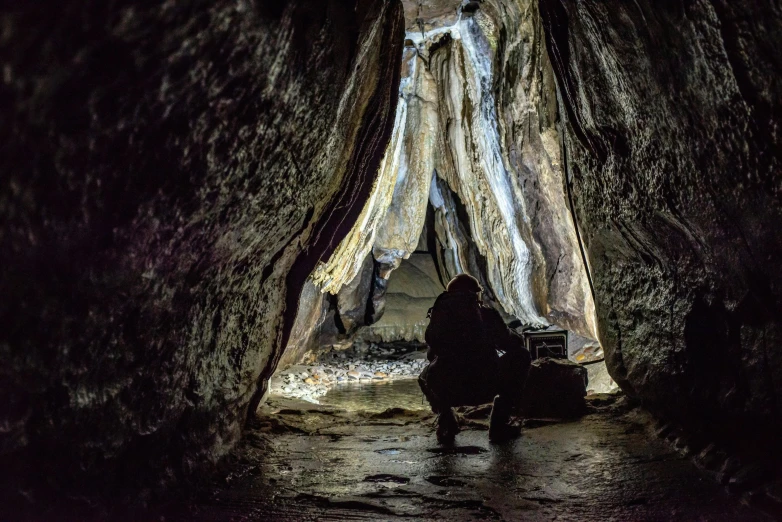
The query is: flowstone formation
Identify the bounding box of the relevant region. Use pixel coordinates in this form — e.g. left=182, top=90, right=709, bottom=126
left=0, top=0, right=403, bottom=495
left=288, top=0, right=599, bottom=367
left=540, top=0, right=782, bottom=441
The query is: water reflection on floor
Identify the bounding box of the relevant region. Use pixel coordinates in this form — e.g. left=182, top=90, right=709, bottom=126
left=318, top=378, right=429, bottom=412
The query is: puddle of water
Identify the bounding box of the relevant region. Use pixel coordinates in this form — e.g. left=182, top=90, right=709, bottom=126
left=375, top=448, right=403, bottom=455
left=318, top=378, right=429, bottom=412
left=364, top=474, right=410, bottom=485
left=427, top=446, right=487, bottom=455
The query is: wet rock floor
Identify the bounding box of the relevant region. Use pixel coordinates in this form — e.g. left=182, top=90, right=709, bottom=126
left=163, top=389, right=770, bottom=521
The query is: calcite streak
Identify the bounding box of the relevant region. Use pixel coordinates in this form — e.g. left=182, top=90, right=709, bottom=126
left=434, top=15, right=546, bottom=325
left=373, top=51, right=440, bottom=268
left=310, top=1, right=599, bottom=341
left=488, top=0, right=598, bottom=338
left=311, top=49, right=418, bottom=293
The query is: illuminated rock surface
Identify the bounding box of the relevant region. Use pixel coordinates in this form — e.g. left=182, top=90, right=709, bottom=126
left=356, top=254, right=444, bottom=343
left=301, top=0, right=599, bottom=357
left=3, top=0, right=782, bottom=517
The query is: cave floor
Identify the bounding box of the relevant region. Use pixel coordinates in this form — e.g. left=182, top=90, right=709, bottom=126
left=164, top=394, right=769, bottom=521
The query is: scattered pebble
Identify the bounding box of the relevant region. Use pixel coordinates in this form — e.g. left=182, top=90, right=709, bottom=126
left=269, top=342, right=428, bottom=403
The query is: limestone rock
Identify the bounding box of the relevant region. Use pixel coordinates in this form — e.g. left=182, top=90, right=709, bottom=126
left=279, top=279, right=329, bottom=371
left=311, top=46, right=421, bottom=294
left=373, top=51, right=440, bottom=266
left=427, top=14, right=548, bottom=326
left=401, top=0, right=462, bottom=33
left=488, top=0, right=598, bottom=339
left=521, top=358, right=588, bottom=418
left=430, top=174, right=500, bottom=308
left=369, top=260, right=391, bottom=324
left=336, top=253, right=375, bottom=334
left=316, top=1, right=599, bottom=343
left=539, top=0, right=782, bottom=436
left=357, top=254, right=443, bottom=343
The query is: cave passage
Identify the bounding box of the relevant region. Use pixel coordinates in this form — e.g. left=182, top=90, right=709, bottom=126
left=3, top=0, right=782, bottom=520
left=177, top=1, right=776, bottom=520
left=271, top=0, right=612, bottom=411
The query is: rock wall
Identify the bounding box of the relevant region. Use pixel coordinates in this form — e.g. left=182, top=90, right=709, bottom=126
left=540, top=0, right=782, bottom=438
left=296, top=0, right=599, bottom=357
left=489, top=0, right=597, bottom=337
left=0, top=0, right=403, bottom=493
left=356, top=254, right=444, bottom=343
left=427, top=15, right=549, bottom=326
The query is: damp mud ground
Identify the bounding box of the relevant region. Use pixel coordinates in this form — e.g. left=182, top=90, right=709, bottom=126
left=161, top=392, right=770, bottom=521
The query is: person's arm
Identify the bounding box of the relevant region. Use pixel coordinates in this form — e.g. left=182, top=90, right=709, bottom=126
left=482, top=306, right=523, bottom=354
left=505, top=329, right=527, bottom=355
left=425, top=302, right=441, bottom=361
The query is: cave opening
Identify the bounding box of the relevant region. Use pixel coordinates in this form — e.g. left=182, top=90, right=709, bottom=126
left=270, top=0, right=614, bottom=415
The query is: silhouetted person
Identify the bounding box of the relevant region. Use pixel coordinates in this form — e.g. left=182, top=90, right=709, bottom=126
left=418, top=274, right=531, bottom=443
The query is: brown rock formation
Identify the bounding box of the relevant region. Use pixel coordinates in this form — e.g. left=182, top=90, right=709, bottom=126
left=306, top=1, right=598, bottom=344
left=356, top=253, right=444, bottom=343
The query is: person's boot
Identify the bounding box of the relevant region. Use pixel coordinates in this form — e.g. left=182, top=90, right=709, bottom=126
left=436, top=407, right=459, bottom=444
left=489, top=396, right=521, bottom=443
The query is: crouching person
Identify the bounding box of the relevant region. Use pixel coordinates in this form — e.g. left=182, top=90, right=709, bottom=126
left=419, top=274, right=531, bottom=443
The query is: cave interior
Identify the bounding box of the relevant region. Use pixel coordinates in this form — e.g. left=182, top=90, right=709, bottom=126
left=2, top=0, right=782, bottom=519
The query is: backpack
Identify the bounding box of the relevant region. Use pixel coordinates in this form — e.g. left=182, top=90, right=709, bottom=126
left=425, top=291, right=493, bottom=359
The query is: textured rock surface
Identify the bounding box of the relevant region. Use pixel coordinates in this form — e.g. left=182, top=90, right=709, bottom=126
left=310, top=47, right=416, bottom=294
left=307, top=0, right=598, bottom=347
left=373, top=51, right=438, bottom=269
left=163, top=396, right=767, bottom=521
left=489, top=0, right=597, bottom=337
left=540, top=0, right=782, bottom=437
left=427, top=13, right=549, bottom=326
left=357, top=254, right=444, bottom=343
left=277, top=280, right=330, bottom=372
left=401, top=0, right=462, bottom=33
left=336, top=253, right=376, bottom=334
left=0, top=0, right=403, bottom=492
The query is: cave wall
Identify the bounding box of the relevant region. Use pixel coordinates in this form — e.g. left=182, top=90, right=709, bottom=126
left=0, top=0, right=403, bottom=490
left=539, top=0, right=782, bottom=435
left=295, top=1, right=600, bottom=356
left=418, top=2, right=597, bottom=336
left=426, top=17, right=550, bottom=326
left=488, top=0, right=597, bottom=337
left=356, top=253, right=444, bottom=343
left=430, top=175, right=500, bottom=308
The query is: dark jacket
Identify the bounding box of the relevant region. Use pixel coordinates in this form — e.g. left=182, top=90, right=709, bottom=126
left=425, top=291, right=504, bottom=365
